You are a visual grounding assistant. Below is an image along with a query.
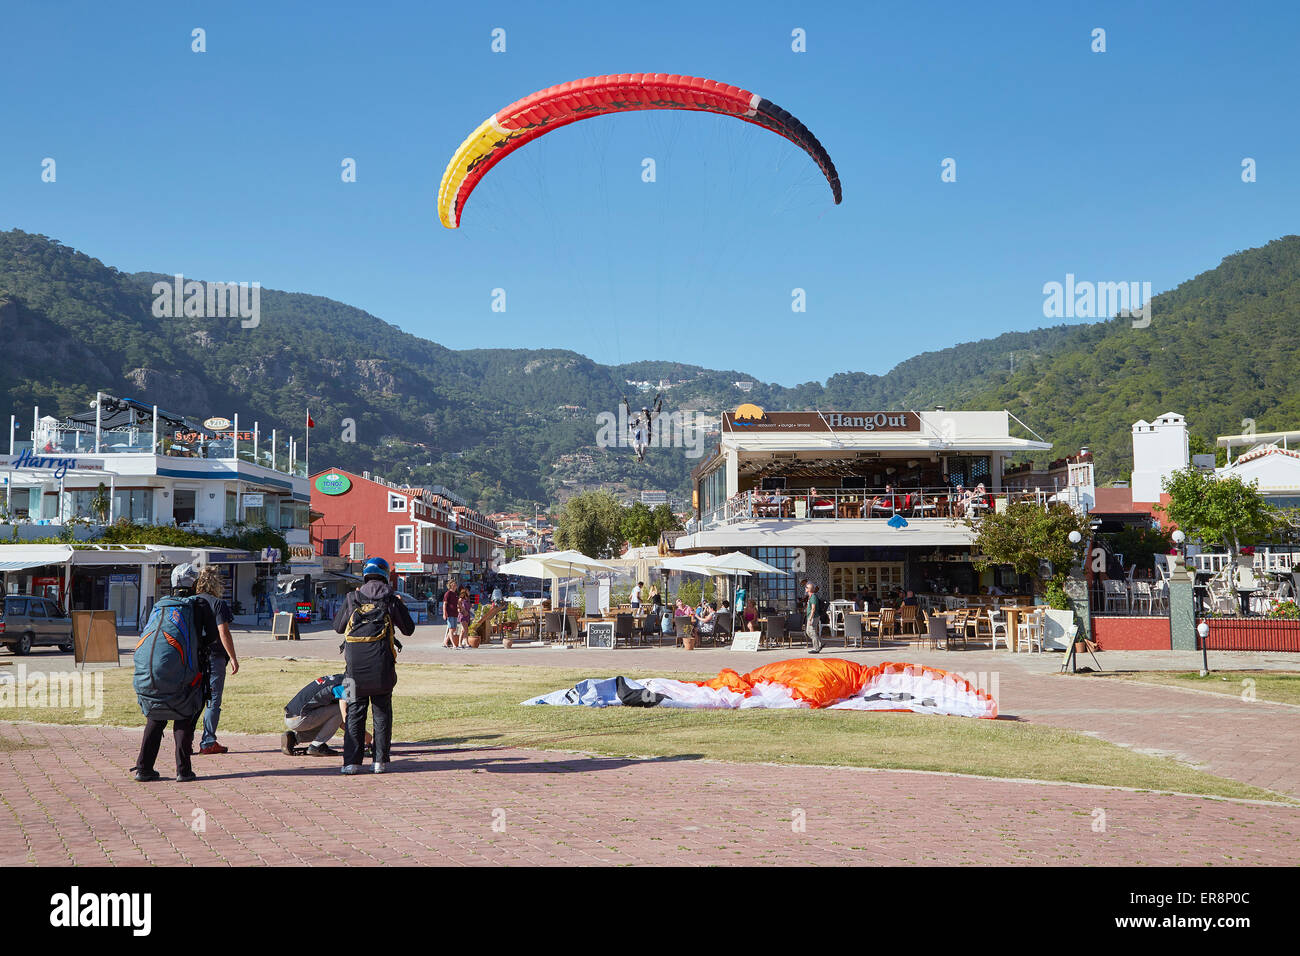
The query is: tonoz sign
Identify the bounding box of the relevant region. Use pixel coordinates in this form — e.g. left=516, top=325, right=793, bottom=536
left=314, top=472, right=352, bottom=496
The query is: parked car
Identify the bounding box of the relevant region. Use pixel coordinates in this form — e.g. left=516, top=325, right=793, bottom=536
left=1, top=595, right=74, bottom=654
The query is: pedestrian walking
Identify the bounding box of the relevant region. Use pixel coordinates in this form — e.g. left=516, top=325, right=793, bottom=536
left=195, top=566, right=240, bottom=755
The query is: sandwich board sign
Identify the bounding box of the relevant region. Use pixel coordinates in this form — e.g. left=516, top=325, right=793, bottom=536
left=586, top=620, right=615, bottom=649
left=272, top=611, right=300, bottom=640
left=731, top=632, right=761, bottom=652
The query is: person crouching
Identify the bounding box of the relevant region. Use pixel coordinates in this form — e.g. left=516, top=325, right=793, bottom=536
left=281, top=673, right=370, bottom=757
left=333, top=558, right=414, bottom=775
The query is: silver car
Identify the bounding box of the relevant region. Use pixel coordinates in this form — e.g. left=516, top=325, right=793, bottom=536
left=0, top=595, right=74, bottom=654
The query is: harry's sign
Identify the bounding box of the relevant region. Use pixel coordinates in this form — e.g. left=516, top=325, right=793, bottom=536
left=3, top=449, right=104, bottom=479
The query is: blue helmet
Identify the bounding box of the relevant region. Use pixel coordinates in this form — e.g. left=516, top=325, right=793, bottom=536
left=362, top=556, right=390, bottom=580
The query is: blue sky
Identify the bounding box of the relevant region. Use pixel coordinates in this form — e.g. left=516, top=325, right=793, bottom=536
left=3, top=1, right=1298, bottom=385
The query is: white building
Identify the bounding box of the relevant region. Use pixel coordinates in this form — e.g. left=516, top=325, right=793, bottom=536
left=674, top=408, right=1054, bottom=606
left=1, top=396, right=312, bottom=627
left=1131, top=413, right=1189, bottom=503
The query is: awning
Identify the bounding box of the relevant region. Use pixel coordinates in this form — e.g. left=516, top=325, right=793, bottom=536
left=675, top=519, right=977, bottom=550
left=0, top=545, right=75, bottom=570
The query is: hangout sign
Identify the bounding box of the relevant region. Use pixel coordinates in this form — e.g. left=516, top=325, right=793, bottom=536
left=723, top=408, right=921, bottom=433
left=1, top=449, right=105, bottom=479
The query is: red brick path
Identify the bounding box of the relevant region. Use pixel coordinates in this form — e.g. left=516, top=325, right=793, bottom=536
left=2, top=723, right=1297, bottom=867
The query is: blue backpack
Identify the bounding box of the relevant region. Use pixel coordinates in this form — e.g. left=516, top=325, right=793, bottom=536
left=133, top=595, right=205, bottom=720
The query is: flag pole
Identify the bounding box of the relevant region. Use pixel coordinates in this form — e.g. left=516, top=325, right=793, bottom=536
left=305, top=407, right=310, bottom=476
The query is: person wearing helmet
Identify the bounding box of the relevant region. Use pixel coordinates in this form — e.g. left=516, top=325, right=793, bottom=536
left=131, top=562, right=221, bottom=783
left=333, top=556, right=414, bottom=775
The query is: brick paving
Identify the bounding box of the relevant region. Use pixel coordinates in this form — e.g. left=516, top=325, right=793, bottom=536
left=5, top=629, right=1300, bottom=865
left=1, top=722, right=1297, bottom=867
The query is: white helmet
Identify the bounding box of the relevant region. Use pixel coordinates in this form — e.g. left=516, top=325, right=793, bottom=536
left=171, top=562, right=200, bottom=588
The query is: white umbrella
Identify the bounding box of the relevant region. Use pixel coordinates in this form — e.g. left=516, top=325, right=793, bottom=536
left=710, top=552, right=789, bottom=575
left=497, top=550, right=617, bottom=612
left=657, top=553, right=725, bottom=574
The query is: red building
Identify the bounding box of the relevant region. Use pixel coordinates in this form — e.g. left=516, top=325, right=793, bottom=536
left=310, top=467, right=486, bottom=597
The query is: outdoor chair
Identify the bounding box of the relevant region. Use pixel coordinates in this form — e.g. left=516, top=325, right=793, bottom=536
left=988, top=607, right=1010, bottom=650
left=541, top=611, right=566, bottom=643
left=614, top=613, right=635, bottom=647
left=713, top=611, right=733, bottom=643
left=843, top=611, right=865, bottom=648
left=1017, top=610, right=1045, bottom=652
left=924, top=611, right=949, bottom=650
left=785, top=611, right=805, bottom=646
left=1131, top=580, right=1154, bottom=614
left=1102, top=580, right=1130, bottom=614
left=764, top=615, right=787, bottom=649
left=897, top=604, right=920, bottom=637
left=873, top=607, right=897, bottom=647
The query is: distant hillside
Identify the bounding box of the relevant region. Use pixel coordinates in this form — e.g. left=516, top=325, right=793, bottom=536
left=3, top=228, right=1299, bottom=509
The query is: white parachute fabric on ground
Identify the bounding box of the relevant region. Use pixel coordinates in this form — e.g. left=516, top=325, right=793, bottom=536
left=828, top=666, right=997, bottom=718
left=638, top=678, right=745, bottom=709
left=739, top=682, right=808, bottom=709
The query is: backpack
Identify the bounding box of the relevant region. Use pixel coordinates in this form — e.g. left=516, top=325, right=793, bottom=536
left=342, top=597, right=399, bottom=696
left=133, top=596, right=205, bottom=720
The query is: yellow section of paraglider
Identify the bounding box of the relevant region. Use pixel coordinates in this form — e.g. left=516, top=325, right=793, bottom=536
left=437, top=115, right=505, bottom=229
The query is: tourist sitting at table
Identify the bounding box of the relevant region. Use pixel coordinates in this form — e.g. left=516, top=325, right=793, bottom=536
left=742, top=598, right=759, bottom=630
left=902, top=590, right=918, bottom=607
left=807, top=487, right=835, bottom=516
left=985, top=583, right=1006, bottom=596
left=696, top=602, right=716, bottom=635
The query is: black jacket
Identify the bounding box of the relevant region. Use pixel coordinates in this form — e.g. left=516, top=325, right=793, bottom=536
left=285, top=674, right=346, bottom=718
left=333, top=580, right=415, bottom=696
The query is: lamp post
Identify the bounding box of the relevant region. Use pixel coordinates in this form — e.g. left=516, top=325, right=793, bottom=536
left=1064, top=530, right=1084, bottom=672
left=1198, top=620, right=1210, bottom=677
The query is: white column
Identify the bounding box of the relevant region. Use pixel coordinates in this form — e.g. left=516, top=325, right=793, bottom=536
left=152, top=405, right=158, bottom=454
left=271, top=429, right=277, bottom=471
left=233, top=413, right=240, bottom=461
left=94, top=393, right=101, bottom=453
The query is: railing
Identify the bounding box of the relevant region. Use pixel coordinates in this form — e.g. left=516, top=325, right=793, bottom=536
left=311, top=524, right=356, bottom=558
left=1199, top=617, right=1300, bottom=652
left=1191, top=550, right=1300, bottom=574
left=25, top=425, right=309, bottom=477
left=707, top=486, right=1059, bottom=528
left=1089, top=580, right=1171, bottom=617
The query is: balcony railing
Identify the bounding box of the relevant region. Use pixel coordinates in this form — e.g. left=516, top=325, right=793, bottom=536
left=23, top=427, right=308, bottom=477
left=704, top=486, right=1060, bottom=529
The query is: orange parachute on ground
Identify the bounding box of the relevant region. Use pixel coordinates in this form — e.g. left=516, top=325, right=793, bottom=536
left=524, top=659, right=997, bottom=718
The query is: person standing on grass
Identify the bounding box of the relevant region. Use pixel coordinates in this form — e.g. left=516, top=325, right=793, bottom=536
left=131, top=563, right=220, bottom=783
left=194, top=566, right=240, bottom=755
left=803, top=580, right=824, bottom=654
left=334, top=557, right=414, bottom=775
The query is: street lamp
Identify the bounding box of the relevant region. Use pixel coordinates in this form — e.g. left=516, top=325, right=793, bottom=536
left=1197, top=620, right=1210, bottom=676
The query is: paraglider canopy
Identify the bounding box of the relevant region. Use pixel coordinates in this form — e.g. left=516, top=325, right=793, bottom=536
left=438, top=72, right=842, bottom=228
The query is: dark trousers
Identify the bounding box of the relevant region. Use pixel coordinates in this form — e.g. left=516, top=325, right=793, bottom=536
left=134, top=714, right=199, bottom=777
left=344, top=693, right=392, bottom=766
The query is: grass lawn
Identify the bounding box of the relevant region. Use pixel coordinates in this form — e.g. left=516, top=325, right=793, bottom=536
left=1100, top=671, right=1300, bottom=707
left=2, top=658, right=1293, bottom=803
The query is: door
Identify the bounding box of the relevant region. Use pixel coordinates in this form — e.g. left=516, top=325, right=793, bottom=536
left=44, top=599, right=71, bottom=645
left=26, top=599, right=48, bottom=643
left=108, top=580, right=140, bottom=629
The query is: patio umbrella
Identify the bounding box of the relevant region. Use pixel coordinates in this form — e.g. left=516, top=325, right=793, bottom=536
left=707, top=551, right=789, bottom=611
left=496, top=550, right=617, bottom=610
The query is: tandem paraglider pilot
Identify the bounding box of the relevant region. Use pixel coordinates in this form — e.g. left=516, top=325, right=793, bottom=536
left=334, top=557, right=414, bottom=775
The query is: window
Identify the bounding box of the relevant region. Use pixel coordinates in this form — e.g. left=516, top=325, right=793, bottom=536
left=750, top=548, right=797, bottom=610
left=395, top=526, right=414, bottom=553
left=112, top=489, right=154, bottom=523
left=4, top=597, right=26, bottom=615
left=947, top=456, right=991, bottom=488
left=173, top=489, right=197, bottom=524
left=829, top=562, right=904, bottom=601
left=225, top=491, right=237, bottom=524
left=388, top=493, right=407, bottom=513
left=420, top=527, right=434, bottom=556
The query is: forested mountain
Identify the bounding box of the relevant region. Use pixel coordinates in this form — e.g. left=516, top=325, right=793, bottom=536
left=3, top=228, right=1299, bottom=511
